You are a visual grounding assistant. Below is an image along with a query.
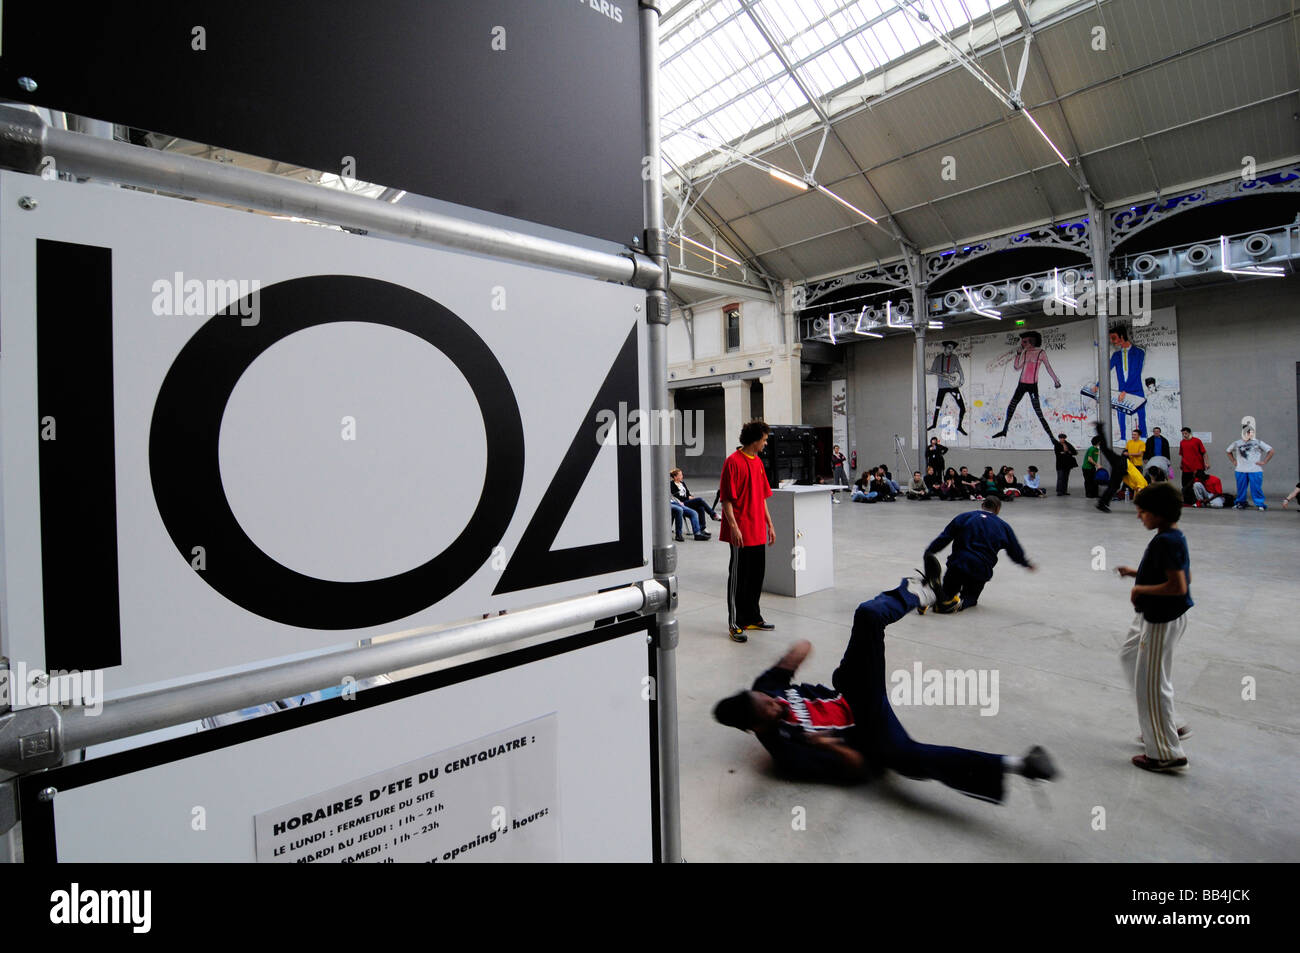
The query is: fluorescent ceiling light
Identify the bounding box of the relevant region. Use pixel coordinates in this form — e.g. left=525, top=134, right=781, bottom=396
left=678, top=233, right=744, bottom=267
left=1021, top=108, right=1071, bottom=168
left=1051, top=267, right=1077, bottom=308
left=1219, top=235, right=1284, bottom=277
left=669, top=240, right=729, bottom=269
left=963, top=285, right=1002, bottom=319
left=853, top=305, right=883, bottom=337
left=816, top=185, right=879, bottom=224
left=768, top=166, right=809, bottom=190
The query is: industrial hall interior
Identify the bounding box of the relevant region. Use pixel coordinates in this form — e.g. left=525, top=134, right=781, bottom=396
left=0, top=0, right=1296, bottom=872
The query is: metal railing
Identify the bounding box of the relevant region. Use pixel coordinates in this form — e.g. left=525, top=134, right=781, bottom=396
left=0, top=106, right=665, bottom=291
left=0, top=581, right=668, bottom=775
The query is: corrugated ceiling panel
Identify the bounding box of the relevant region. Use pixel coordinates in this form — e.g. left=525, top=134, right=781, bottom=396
left=1103, top=0, right=1293, bottom=72
left=741, top=192, right=863, bottom=250
left=876, top=122, right=1046, bottom=213
left=892, top=204, right=954, bottom=250
left=728, top=213, right=785, bottom=254
left=781, top=229, right=887, bottom=279
left=752, top=246, right=802, bottom=278
left=1033, top=9, right=1126, bottom=93
left=808, top=137, right=869, bottom=184
left=694, top=175, right=754, bottom=224
left=1079, top=141, right=1160, bottom=200
left=830, top=106, right=910, bottom=170
left=868, top=155, right=947, bottom=213
left=928, top=175, right=1060, bottom=242
left=866, top=69, right=1007, bottom=155
left=1057, top=81, right=1148, bottom=155
left=1142, top=99, right=1300, bottom=189
left=1122, top=24, right=1297, bottom=135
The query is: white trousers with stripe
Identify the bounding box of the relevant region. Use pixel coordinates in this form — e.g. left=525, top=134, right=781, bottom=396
left=1119, top=613, right=1188, bottom=762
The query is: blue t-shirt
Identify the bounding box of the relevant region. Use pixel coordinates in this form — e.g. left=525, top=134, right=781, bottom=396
left=1135, top=528, right=1193, bottom=622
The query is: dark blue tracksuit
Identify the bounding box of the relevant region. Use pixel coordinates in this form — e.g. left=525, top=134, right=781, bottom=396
left=754, top=581, right=1006, bottom=802
left=924, top=509, right=1029, bottom=607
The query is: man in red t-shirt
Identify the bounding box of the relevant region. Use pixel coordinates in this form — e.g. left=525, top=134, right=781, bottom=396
left=719, top=420, right=776, bottom=642
left=1178, top=427, right=1208, bottom=504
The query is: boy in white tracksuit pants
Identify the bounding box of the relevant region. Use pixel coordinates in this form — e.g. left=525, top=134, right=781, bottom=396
left=1116, top=481, right=1193, bottom=771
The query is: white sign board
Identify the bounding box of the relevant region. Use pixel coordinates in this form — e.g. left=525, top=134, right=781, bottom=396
left=19, top=623, right=656, bottom=862
left=254, top=715, right=559, bottom=863
left=0, top=172, right=650, bottom=702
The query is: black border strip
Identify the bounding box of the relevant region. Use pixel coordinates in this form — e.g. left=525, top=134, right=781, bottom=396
left=19, top=614, right=659, bottom=863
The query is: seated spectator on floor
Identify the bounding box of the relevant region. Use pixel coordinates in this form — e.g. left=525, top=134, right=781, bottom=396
left=923, top=465, right=942, bottom=497
left=958, top=466, right=983, bottom=499
left=671, top=468, right=720, bottom=526
left=879, top=465, right=901, bottom=495
left=871, top=467, right=898, bottom=502
left=1192, top=469, right=1233, bottom=508
left=906, top=470, right=930, bottom=500
left=940, top=467, right=965, bottom=500
left=998, top=466, right=1021, bottom=499
left=981, top=466, right=1003, bottom=500
left=1020, top=466, right=1044, bottom=497
left=851, top=473, right=877, bottom=503
left=1282, top=482, right=1300, bottom=510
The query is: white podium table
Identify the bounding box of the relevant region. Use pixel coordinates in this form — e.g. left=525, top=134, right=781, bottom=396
left=763, top=485, right=835, bottom=597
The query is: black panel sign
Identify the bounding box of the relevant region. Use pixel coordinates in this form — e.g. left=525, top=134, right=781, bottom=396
left=0, top=0, right=645, bottom=245
left=36, top=240, right=123, bottom=671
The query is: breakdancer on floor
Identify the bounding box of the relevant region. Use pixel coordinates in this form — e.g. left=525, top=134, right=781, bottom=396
left=713, top=572, right=1057, bottom=803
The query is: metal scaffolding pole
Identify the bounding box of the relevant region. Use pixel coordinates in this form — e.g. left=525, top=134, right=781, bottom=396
left=639, top=0, right=682, bottom=864
left=1086, top=193, right=1113, bottom=444
left=907, top=249, right=930, bottom=475
left=0, top=582, right=668, bottom=775
left=0, top=106, right=664, bottom=290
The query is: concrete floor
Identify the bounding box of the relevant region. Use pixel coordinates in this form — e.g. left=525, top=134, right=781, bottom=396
left=675, top=492, right=1300, bottom=862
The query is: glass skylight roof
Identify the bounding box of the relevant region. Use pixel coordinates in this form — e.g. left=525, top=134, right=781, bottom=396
left=661, top=0, right=999, bottom=170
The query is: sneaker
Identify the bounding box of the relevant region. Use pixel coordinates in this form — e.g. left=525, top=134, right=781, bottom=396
left=1257, top=505, right=1267, bottom=511
left=922, top=552, right=944, bottom=594
left=744, top=621, right=775, bottom=631
left=934, top=594, right=961, bottom=614
left=674, top=532, right=685, bottom=542
left=1132, top=754, right=1188, bottom=772
left=693, top=532, right=711, bottom=540
left=1021, top=745, right=1058, bottom=781
left=1096, top=502, right=1110, bottom=512
left=1136, top=725, right=1191, bottom=744
left=728, top=626, right=747, bottom=643
left=901, top=575, right=937, bottom=610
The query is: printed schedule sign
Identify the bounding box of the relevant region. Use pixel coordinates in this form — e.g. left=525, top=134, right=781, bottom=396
left=18, top=622, right=656, bottom=863
left=254, top=717, right=560, bottom=864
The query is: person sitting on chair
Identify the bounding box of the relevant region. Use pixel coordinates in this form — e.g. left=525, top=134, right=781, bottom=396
left=670, top=468, right=720, bottom=527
